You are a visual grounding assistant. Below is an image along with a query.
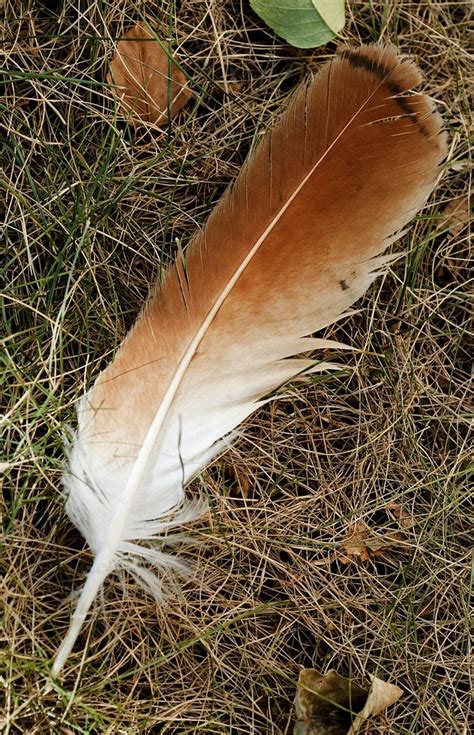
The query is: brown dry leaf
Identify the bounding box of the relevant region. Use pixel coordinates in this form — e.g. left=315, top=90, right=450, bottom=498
left=228, top=463, right=251, bottom=498
left=107, top=22, right=191, bottom=127
left=337, top=521, right=406, bottom=564
left=294, top=669, right=402, bottom=735
left=386, top=502, right=414, bottom=530
left=294, top=669, right=367, bottom=734
left=437, top=195, right=471, bottom=237
left=348, top=676, right=403, bottom=734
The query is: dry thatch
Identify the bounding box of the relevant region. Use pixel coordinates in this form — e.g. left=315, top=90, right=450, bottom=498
left=1, top=1, right=471, bottom=732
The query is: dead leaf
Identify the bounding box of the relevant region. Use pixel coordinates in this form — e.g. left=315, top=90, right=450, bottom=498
left=386, top=502, right=414, bottom=530
left=437, top=195, right=471, bottom=237
left=294, top=669, right=367, bottom=734
left=226, top=81, right=244, bottom=94
left=338, top=521, right=378, bottom=563
left=107, top=22, right=191, bottom=127
left=348, top=676, right=403, bottom=734
left=294, top=669, right=402, bottom=735
left=337, top=520, right=407, bottom=564
left=228, top=463, right=251, bottom=498
left=212, top=80, right=245, bottom=98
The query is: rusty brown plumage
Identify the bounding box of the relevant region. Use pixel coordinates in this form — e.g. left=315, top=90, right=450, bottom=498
left=93, top=45, right=445, bottom=452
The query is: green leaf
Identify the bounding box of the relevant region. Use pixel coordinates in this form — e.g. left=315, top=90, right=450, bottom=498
left=250, top=0, right=345, bottom=49
left=312, top=0, right=345, bottom=34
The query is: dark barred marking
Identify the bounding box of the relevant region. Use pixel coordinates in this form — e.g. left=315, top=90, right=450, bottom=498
left=341, top=48, right=393, bottom=82
left=340, top=48, right=430, bottom=138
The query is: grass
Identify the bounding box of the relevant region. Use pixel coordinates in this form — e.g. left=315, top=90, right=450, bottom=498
left=1, top=0, right=472, bottom=732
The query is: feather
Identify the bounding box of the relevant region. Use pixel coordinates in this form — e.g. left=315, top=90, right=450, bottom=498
left=52, top=45, right=446, bottom=675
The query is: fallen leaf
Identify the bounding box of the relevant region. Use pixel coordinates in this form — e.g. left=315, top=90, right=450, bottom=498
left=294, top=669, right=402, bottom=735
left=348, top=676, right=403, bottom=734
left=338, top=521, right=378, bottom=563
left=107, top=22, right=191, bottom=127
left=226, top=81, right=244, bottom=94
left=386, top=502, right=414, bottom=530
left=337, top=520, right=407, bottom=564
left=250, top=0, right=345, bottom=50
left=312, top=1, right=345, bottom=34
left=437, top=195, right=471, bottom=237
left=215, top=80, right=245, bottom=98
left=228, top=463, right=251, bottom=498
left=294, top=669, right=367, bottom=734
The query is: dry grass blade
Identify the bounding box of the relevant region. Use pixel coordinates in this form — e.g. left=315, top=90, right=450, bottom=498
left=107, top=21, right=192, bottom=126
left=1, top=0, right=472, bottom=732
